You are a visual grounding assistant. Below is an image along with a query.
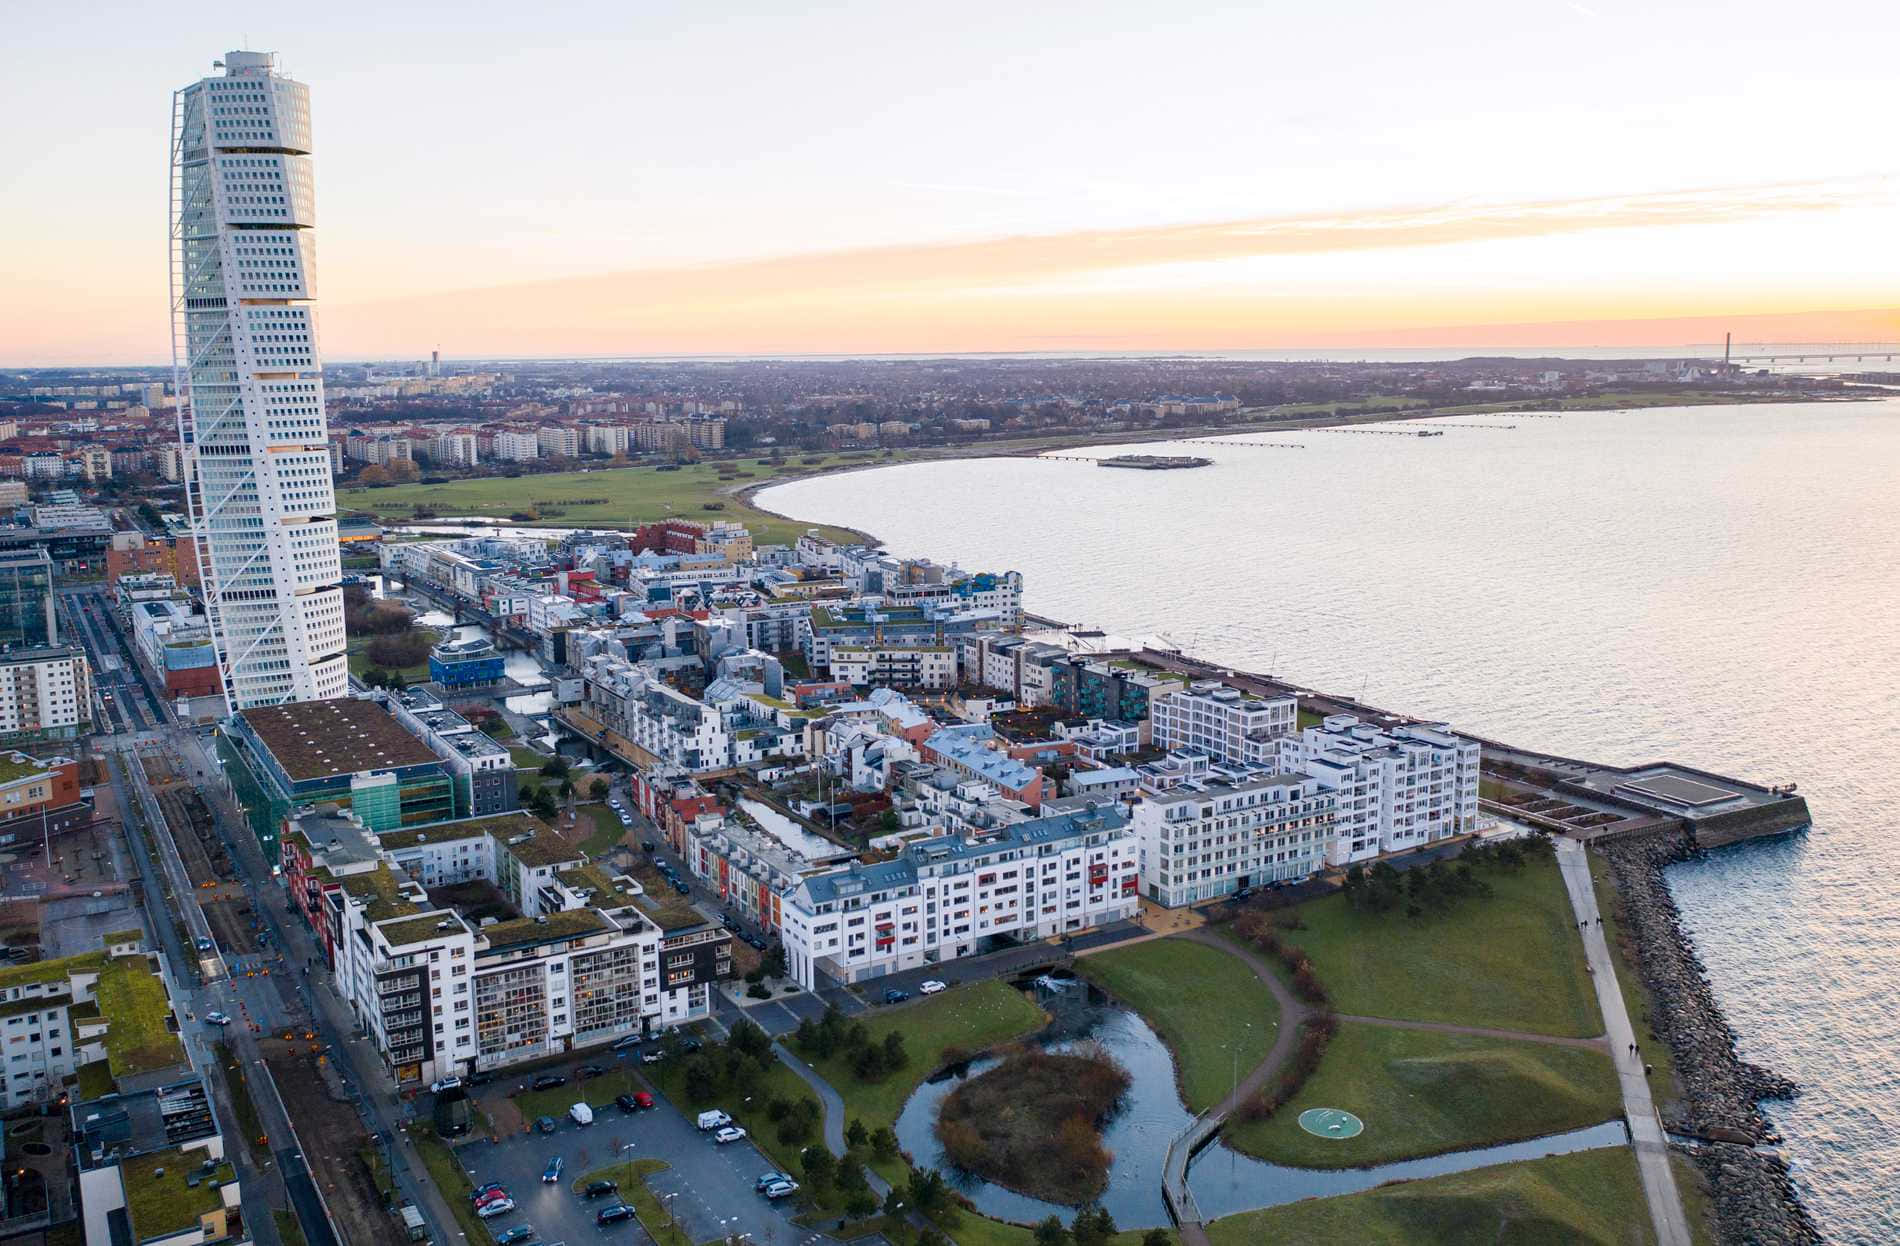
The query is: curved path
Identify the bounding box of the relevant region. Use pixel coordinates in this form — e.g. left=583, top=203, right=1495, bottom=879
left=1148, top=929, right=1312, bottom=1246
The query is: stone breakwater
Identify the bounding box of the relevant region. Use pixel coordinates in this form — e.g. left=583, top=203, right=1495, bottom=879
left=1599, top=830, right=1820, bottom=1245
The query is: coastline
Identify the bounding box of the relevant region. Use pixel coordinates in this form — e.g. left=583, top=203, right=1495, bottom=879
left=737, top=388, right=1867, bottom=550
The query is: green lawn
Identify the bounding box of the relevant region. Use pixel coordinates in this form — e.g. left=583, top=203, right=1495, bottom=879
left=509, top=744, right=554, bottom=770
left=345, top=630, right=438, bottom=682
left=336, top=457, right=900, bottom=545
left=1204, top=1148, right=1653, bottom=1246
left=511, top=1066, right=649, bottom=1122
left=1270, top=854, right=1601, bottom=1037
left=570, top=1159, right=691, bottom=1246
left=1076, top=937, right=1279, bottom=1111
left=411, top=1130, right=494, bottom=1245
left=577, top=803, right=628, bottom=857
left=1589, top=851, right=1681, bottom=1114
left=809, top=981, right=1047, bottom=1133
left=933, top=1211, right=1161, bottom=1246
left=1221, top=1021, right=1620, bottom=1166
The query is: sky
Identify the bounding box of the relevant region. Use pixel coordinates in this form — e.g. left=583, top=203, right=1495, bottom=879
left=3, top=0, right=1897, bottom=364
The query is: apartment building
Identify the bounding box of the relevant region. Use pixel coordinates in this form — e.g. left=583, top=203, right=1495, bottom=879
left=0, top=647, right=92, bottom=745
left=284, top=809, right=729, bottom=1086
left=492, top=430, right=541, bottom=462
left=830, top=643, right=955, bottom=691
left=1130, top=774, right=1336, bottom=906
left=537, top=425, right=581, bottom=458
left=1150, top=680, right=1296, bottom=764
left=579, top=653, right=731, bottom=772
left=920, top=724, right=1045, bottom=808
left=780, top=803, right=1138, bottom=989
left=422, top=432, right=480, bottom=467
left=583, top=424, right=631, bottom=455
left=378, top=686, right=519, bottom=817
left=1276, top=715, right=1481, bottom=864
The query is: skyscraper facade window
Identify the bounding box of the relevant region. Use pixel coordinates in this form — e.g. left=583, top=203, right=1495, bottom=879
left=170, top=50, right=347, bottom=710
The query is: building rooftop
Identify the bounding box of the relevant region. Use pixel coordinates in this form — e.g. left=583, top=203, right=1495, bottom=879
left=0, top=750, right=54, bottom=785
left=95, top=957, right=186, bottom=1079
left=481, top=909, right=608, bottom=949
left=120, top=1146, right=235, bottom=1242
left=239, top=698, right=439, bottom=782
left=379, top=911, right=469, bottom=949
left=333, top=863, right=420, bottom=922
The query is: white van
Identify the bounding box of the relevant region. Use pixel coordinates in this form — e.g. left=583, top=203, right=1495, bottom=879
left=569, top=1102, right=595, bottom=1127
left=695, top=1109, right=731, bottom=1131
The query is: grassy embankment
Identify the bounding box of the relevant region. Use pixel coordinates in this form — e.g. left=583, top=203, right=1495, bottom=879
left=1224, top=1022, right=1620, bottom=1167
left=410, top=1130, right=495, bottom=1244
left=336, top=455, right=904, bottom=544
left=1075, top=938, right=1279, bottom=1111
left=804, top=980, right=1046, bottom=1185
left=1204, top=1147, right=1653, bottom=1245
left=570, top=1159, right=691, bottom=1246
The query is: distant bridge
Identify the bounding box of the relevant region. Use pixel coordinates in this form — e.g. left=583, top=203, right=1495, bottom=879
left=1688, top=341, right=1900, bottom=364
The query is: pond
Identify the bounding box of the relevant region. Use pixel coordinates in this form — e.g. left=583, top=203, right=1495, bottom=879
left=893, top=977, right=1629, bottom=1229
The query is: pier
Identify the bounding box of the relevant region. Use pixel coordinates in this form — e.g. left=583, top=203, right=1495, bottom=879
left=1098, top=454, right=1213, bottom=470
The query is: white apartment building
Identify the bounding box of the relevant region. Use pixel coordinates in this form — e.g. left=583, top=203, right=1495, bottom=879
left=537, top=425, right=581, bottom=458
left=0, top=648, right=92, bottom=744
left=780, top=804, right=1138, bottom=989
left=423, top=433, right=480, bottom=466
left=492, top=430, right=541, bottom=462
left=289, top=811, right=727, bottom=1086
left=584, top=424, right=631, bottom=455
left=1130, top=775, right=1336, bottom=907
left=1150, top=680, right=1297, bottom=765
left=1276, top=715, right=1482, bottom=864
left=171, top=50, right=348, bottom=709
left=579, top=653, right=731, bottom=772
left=830, top=644, right=956, bottom=691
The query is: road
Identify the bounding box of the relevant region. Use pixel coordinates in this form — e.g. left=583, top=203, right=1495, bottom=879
left=1554, top=837, right=1692, bottom=1246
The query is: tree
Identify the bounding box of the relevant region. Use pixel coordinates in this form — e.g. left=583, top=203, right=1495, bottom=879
left=882, top=1187, right=906, bottom=1218
left=682, top=1054, right=718, bottom=1103
left=540, top=757, right=571, bottom=779
left=728, top=1018, right=772, bottom=1063
left=761, top=943, right=788, bottom=980
left=842, top=1189, right=879, bottom=1221
left=1033, top=1216, right=1071, bottom=1246
left=589, top=776, right=609, bottom=800
left=879, top=809, right=900, bottom=833
left=1142, top=1231, right=1174, bottom=1246
left=800, top=1144, right=835, bottom=1191
left=908, top=1168, right=949, bottom=1215
left=870, top=1125, right=899, bottom=1160
left=358, top=464, right=392, bottom=486
left=845, top=1118, right=869, bottom=1153
left=1072, top=1207, right=1116, bottom=1246
left=881, top=1031, right=908, bottom=1071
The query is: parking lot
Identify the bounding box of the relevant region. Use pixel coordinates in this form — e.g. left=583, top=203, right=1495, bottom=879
left=454, top=1076, right=827, bottom=1246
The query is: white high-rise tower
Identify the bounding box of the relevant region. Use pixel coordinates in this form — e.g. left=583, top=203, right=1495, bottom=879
left=170, top=51, right=348, bottom=711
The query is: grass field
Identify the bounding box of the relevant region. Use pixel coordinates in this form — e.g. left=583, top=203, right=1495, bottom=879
left=1220, top=1021, right=1621, bottom=1166
left=1204, top=1147, right=1653, bottom=1246
left=510, top=1066, right=650, bottom=1122
left=1589, top=851, right=1681, bottom=1113
left=577, top=803, right=628, bottom=857
left=345, top=629, right=438, bottom=682
left=1076, top=937, right=1280, bottom=1112
left=335, top=456, right=904, bottom=544
left=1268, top=854, right=1601, bottom=1037
left=646, top=1055, right=826, bottom=1175
left=570, top=1159, right=691, bottom=1246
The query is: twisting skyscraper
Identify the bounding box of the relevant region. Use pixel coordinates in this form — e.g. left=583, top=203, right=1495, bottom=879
left=170, top=51, right=348, bottom=710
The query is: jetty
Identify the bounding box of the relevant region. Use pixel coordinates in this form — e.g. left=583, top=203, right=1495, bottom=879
left=1098, top=454, right=1213, bottom=470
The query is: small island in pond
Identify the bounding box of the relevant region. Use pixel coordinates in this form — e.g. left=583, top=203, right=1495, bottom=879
left=934, top=1046, right=1132, bottom=1205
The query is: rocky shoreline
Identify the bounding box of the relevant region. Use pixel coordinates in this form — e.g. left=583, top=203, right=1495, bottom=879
left=1598, top=830, right=1821, bottom=1245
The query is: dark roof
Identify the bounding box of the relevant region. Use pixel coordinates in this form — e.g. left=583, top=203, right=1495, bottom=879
left=239, top=698, right=440, bottom=782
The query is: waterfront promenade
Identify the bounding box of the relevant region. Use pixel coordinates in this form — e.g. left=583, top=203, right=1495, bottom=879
left=1556, top=837, right=1693, bottom=1246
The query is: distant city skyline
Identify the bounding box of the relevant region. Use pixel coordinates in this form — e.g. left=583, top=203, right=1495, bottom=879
left=3, top=1, right=1896, bottom=364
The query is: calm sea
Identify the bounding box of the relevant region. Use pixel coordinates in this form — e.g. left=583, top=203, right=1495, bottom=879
left=759, top=399, right=1900, bottom=1243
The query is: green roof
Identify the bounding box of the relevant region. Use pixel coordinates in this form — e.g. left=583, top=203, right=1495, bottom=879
left=74, top=1058, right=114, bottom=1101
left=378, top=912, right=468, bottom=949
left=0, top=992, right=69, bottom=1020
left=336, top=864, right=420, bottom=922
left=624, top=866, right=707, bottom=932
left=505, top=827, right=581, bottom=869
left=0, top=949, right=106, bottom=992
left=121, top=1147, right=235, bottom=1242
left=95, top=957, right=186, bottom=1078
left=481, top=909, right=607, bottom=949
left=0, top=752, right=52, bottom=785
left=102, top=928, right=144, bottom=946
left=555, top=864, right=621, bottom=901
left=375, top=823, right=489, bottom=851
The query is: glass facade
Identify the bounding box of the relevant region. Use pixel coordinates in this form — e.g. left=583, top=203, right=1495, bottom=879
left=0, top=550, right=55, bottom=652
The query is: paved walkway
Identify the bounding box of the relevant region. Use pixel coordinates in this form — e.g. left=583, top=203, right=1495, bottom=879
left=1554, top=837, right=1692, bottom=1246
left=1334, top=1013, right=1610, bottom=1051
left=1162, top=929, right=1312, bottom=1246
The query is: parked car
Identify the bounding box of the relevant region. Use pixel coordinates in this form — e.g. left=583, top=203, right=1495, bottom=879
left=535, top=1116, right=558, bottom=1134
left=919, top=980, right=947, bottom=995
left=532, top=1074, right=567, bottom=1090
left=713, top=1125, right=747, bottom=1144
left=631, top=1091, right=655, bottom=1110
left=755, top=1171, right=791, bottom=1192
left=582, top=1180, right=618, bottom=1200
left=474, top=1190, right=510, bottom=1209
left=568, top=1102, right=594, bottom=1127
left=615, top=1093, right=641, bottom=1113
left=611, top=1035, right=643, bottom=1051
left=641, top=1049, right=666, bottom=1065
left=541, top=1157, right=563, bottom=1184
left=576, top=1064, right=606, bottom=1080
left=640, top=841, right=656, bottom=854
left=471, top=1183, right=505, bottom=1201
left=680, top=1038, right=703, bottom=1054
left=429, top=1075, right=462, bottom=1094
left=205, top=1010, right=232, bottom=1026
left=671, top=879, right=690, bottom=895
left=475, top=1199, right=516, bottom=1219
left=696, top=1109, right=732, bottom=1131
left=495, top=1227, right=535, bottom=1246
left=762, top=1178, right=799, bottom=1200
left=596, top=1204, right=636, bottom=1226
left=883, top=988, right=910, bottom=1004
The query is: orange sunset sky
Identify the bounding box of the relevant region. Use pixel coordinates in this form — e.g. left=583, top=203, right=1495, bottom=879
left=4, top=2, right=1896, bottom=364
